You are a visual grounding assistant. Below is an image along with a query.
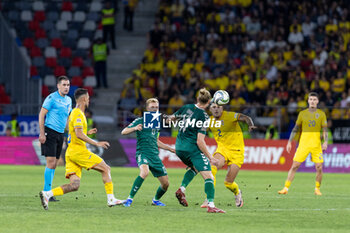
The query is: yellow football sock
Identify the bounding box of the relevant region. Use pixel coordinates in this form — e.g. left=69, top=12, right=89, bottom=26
left=211, top=165, right=217, bottom=187
left=224, top=181, right=239, bottom=195
left=52, top=187, right=64, bottom=196
left=104, top=182, right=114, bottom=195
left=315, top=181, right=321, bottom=189
left=285, top=180, right=291, bottom=189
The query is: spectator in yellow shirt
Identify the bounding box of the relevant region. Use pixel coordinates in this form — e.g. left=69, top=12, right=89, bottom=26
left=325, top=18, right=338, bottom=34
left=230, top=92, right=246, bottom=111
left=167, top=92, right=184, bottom=114
left=211, top=44, right=228, bottom=70
left=332, top=72, right=346, bottom=93
left=254, top=76, right=269, bottom=91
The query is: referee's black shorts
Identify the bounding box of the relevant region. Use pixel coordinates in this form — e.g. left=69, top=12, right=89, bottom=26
left=41, top=126, right=64, bottom=159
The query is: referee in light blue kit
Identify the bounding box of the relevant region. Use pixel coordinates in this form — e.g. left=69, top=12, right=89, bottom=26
left=38, top=76, right=72, bottom=202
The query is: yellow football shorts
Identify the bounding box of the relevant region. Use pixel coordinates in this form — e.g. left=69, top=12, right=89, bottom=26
left=214, top=146, right=244, bottom=168
left=293, top=146, right=323, bottom=163
left=65, top=148, right=103, bottom=178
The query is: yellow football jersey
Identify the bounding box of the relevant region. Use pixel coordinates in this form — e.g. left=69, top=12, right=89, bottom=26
left=209, top=111, right=244, bottom=151
left=296, top=109, right=327, bottom=148
left=67, top=108, right=87, bottom=151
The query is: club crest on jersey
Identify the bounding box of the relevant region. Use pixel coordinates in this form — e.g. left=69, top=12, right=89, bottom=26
left=315, top=113, right=319, bottom=119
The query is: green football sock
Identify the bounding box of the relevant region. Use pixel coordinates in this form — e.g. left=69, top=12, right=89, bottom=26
left=181, top=169, right=197, bottom=188
left=205, top=178, right=215, bottom=202
left=154, top=186, right=166, bottom=200
left=129, top=176, right=144, bottom=199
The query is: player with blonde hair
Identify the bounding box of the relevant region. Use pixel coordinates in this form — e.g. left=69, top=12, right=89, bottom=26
left=121, top=98, right=175, bottom=207
left=171, top=88, right=226, bottom=213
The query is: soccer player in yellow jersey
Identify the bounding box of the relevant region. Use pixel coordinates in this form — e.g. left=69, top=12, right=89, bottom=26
left=40, top=88, right=124, bottom=210
left=201, top=103, right=256, bottom=208
left=278, top=92, right=328, bottom=196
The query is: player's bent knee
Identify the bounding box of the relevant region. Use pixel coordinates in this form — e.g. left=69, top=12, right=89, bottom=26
left=71, top=180, right=80, bottom=191
left=140, top=170, right=149, bottom=179
left=315, top=165, right=323, bottom=171
left=162, top=181, right=169, bottom=190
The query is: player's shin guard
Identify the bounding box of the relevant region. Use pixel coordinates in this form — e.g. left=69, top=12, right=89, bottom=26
left=224, top=181, right=239, bottom=195
left=129, top=176, right=144, bottom=198
left=154, top=186, right=166, bottom=200
left=204, top=179, right=215, bottom=202
left=181, top=169, right=197, bottom=188
left=44, top=167, right=55, bottom=191
left=52, top=187, right=64, bottom=196
left=211, top=166, right=217, bottom=187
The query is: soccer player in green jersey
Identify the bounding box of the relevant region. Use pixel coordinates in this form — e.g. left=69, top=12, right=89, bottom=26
left=169, top=88, right=225, bottom=213
left=121, top=98, right=175, bottom=207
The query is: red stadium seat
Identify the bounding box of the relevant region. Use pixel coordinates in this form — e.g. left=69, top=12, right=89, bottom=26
left=45, top=57, right=57, bottom=67
left=0, top=84, right=5, bottom=95
left=35, top=28, right=47, bottom=39
left=83, top=86, right=94, bottom=96
left=29, top=20, right=40, bottom=31
left=71, top=76, right=83, bottom=87
left=23, top=38, right=35, bottom=49
left=54, top=66, right=66, bottom=76
left=82, top=67, right=94, bottom=77
left=72, top=57, right=83, bottom=67
left=0, top=94, right=11, bottom=104
left=42, top=85, right=50, bottom=98
left=61, top=1, right=73, bottom=11
left=30, top=47, right=42, bottom=57
left=30, top=66, right=38, bottom=76
left=51, top=38, right=63, bottom=49
left=60, top=47, right=72, bottom=58
left=34, top=11, right=46, bottom=22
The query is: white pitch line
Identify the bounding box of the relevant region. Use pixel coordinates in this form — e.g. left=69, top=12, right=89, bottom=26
left=235, top=208, right=350, bottom=211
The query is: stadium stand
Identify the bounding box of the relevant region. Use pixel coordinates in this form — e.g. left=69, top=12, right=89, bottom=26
left=0, top=0, right=101, bottom=99
left=118, top=0, right=350, bottom=131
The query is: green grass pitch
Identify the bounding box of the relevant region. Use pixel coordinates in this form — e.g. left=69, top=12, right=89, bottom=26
left=0, top=165, right=349, bottom=233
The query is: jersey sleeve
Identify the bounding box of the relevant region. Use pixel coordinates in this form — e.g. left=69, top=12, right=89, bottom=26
left=127, top=118, right=142, bottom=128
left=73, top=113, right=84, bottom=128
left=229, top=111, right=240, bottom=122
left=68, top=98, right=72, bottom=114
left=42, top=95, right=53, bottom=111
left=198, top=112, right=209, bottom=135
left=295, top=112, right=303, bottom=126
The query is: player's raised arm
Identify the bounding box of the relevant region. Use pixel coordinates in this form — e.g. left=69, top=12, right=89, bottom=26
left=75, top=127, right=110, bottom=149
left=157, top=138, right=175, bottom=153
left=238, top=113, right=256, bottom=131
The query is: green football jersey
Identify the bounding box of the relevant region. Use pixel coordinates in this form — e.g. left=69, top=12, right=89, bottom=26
left=128, top=117, right=159, bottom=155
left=174, top=104, right=209, bottom=151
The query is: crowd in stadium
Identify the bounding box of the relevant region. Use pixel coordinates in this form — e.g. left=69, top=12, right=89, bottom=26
left=118, top=0, right=350, bottom=124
